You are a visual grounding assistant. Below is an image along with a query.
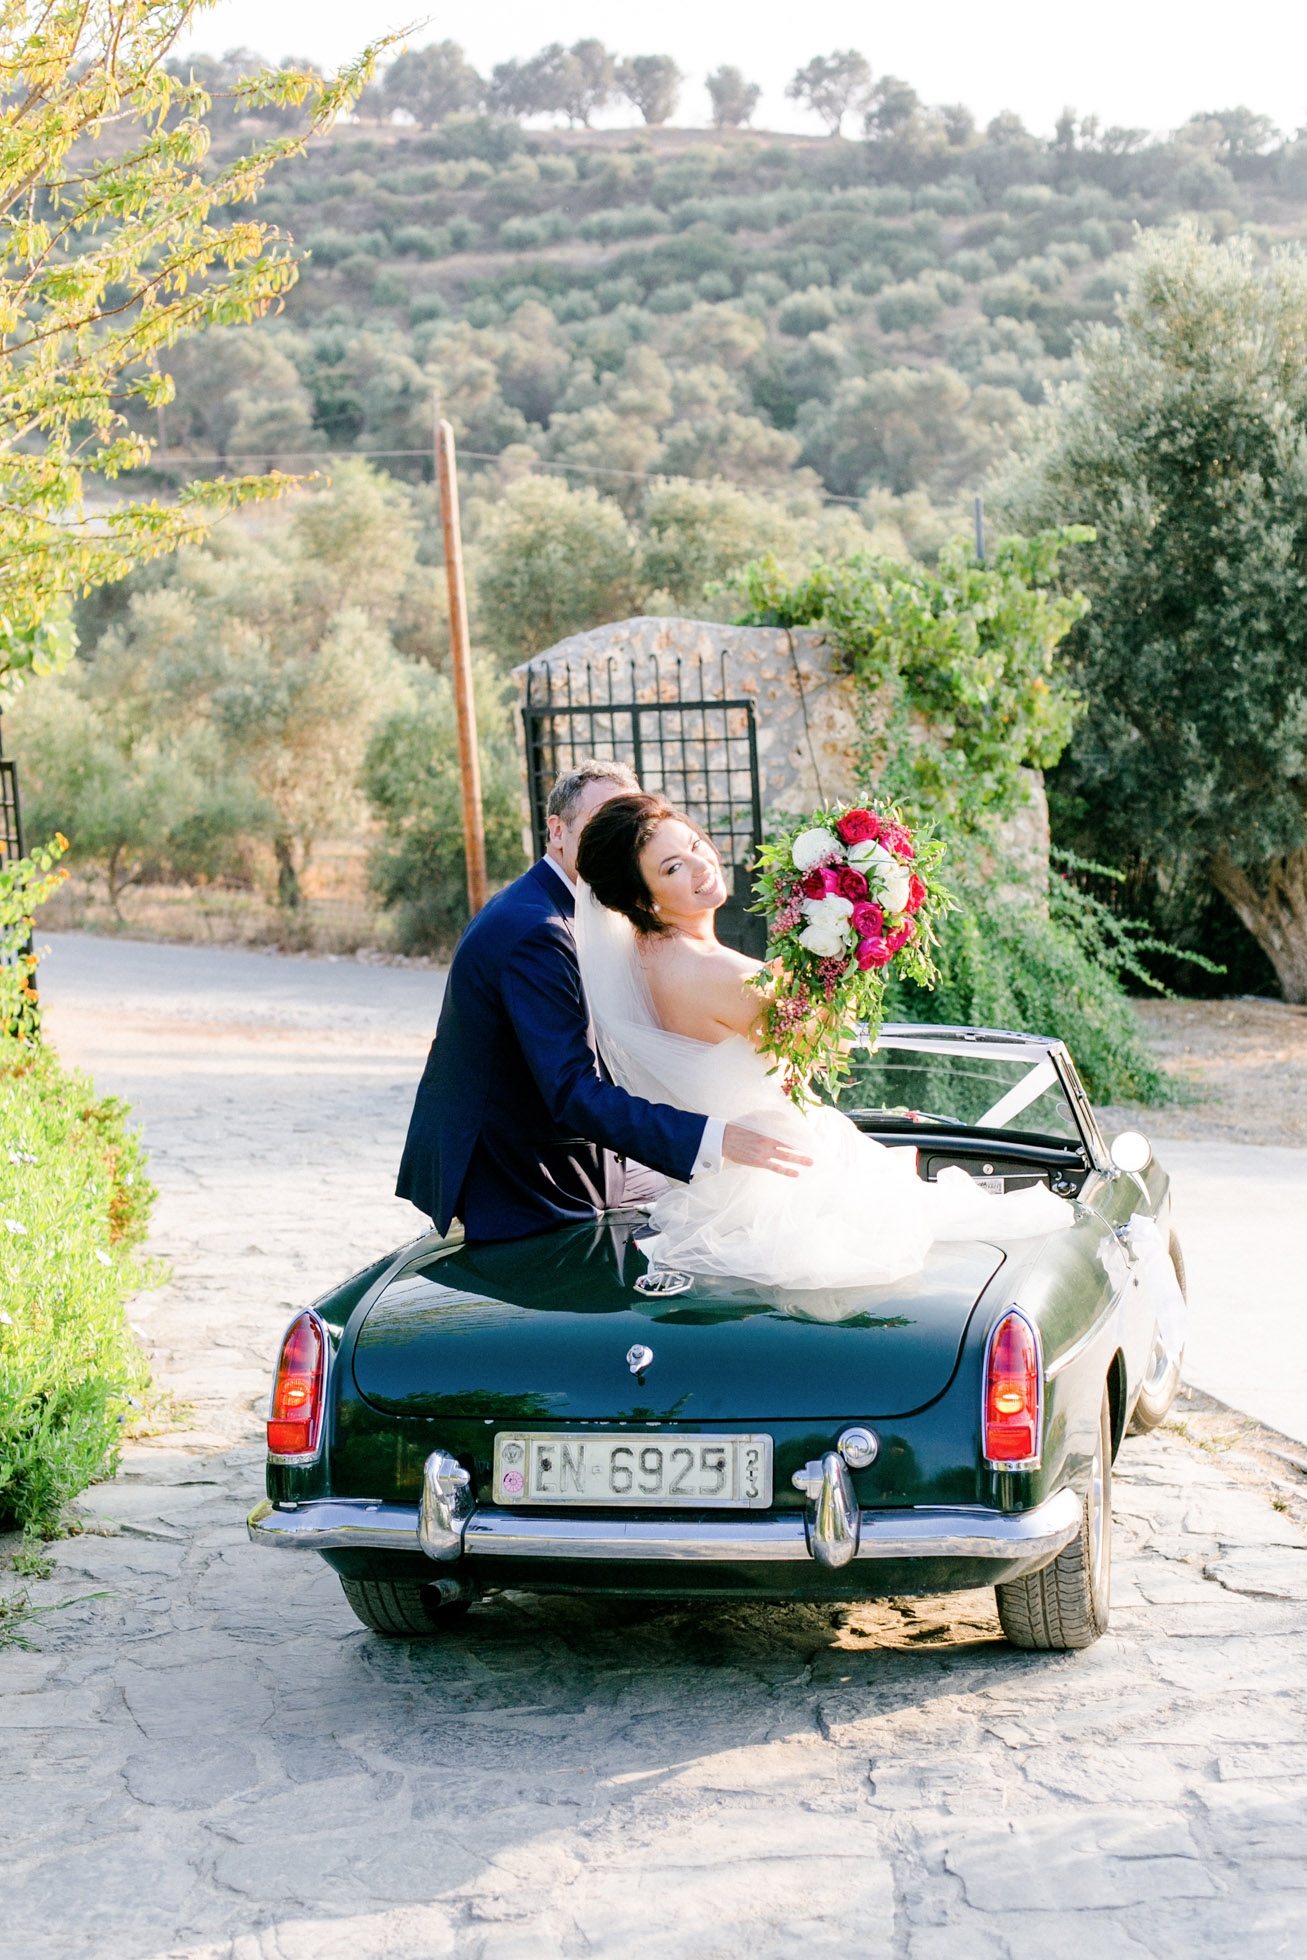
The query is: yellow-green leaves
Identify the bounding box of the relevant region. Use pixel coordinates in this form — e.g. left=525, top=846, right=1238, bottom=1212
left=0, top=0, right=394, bottom=680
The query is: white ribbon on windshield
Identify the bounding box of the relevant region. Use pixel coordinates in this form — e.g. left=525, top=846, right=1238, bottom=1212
left=1124, top=1215, right=1187, bottom=1366
left=975, top=1057, right=1058, bottom=1130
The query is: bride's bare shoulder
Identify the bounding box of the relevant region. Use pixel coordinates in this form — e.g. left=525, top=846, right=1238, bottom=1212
left=641, top=935, right=763, bottom=1039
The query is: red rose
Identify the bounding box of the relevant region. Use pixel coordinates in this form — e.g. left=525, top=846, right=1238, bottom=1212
left=849, top=899, right=884, bottom=936
left=903, top=873, right=926, bottom=914
left=885, top=923, right=913, bottom=953
left=879, top=822, right=915, bottom=859
left=836, top=867, right=868, bottom=902
left=837, top=808, right=880, bottom=845
left=801, top=866, right=841, bottom=898
left=856, top=935, right=893, bottom=970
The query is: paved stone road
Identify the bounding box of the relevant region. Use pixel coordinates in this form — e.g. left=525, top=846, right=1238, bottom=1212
left=4, top=934, right=1307, bottom=1959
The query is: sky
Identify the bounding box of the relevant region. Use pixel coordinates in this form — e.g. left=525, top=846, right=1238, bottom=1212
left=176, top=0, right=1307, bottom=142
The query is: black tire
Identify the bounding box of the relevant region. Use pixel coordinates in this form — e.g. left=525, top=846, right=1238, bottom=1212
left=1128, top=1231, right=1186, bottom=1435
left=996, top=1386, right=1112, bottom=1651
left=338, top=1575, right=470, bottom=1638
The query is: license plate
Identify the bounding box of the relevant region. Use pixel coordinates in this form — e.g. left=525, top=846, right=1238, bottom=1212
left=492, top=1433, right=773, bottom=1508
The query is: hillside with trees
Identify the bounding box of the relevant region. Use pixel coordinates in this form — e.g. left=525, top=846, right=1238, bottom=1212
left=24, top=42, right=1307, bottom=997
left=131, top=46, right=1307, bottom=523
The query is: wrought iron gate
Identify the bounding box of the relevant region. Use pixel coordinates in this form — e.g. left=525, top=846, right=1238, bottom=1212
left=521, top=654, right=766, bottom=956
left=0, top=718, right=24, bottom=867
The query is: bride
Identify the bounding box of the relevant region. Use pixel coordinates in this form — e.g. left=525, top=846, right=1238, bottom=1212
left=574, top=792, right=1073, bottom=1290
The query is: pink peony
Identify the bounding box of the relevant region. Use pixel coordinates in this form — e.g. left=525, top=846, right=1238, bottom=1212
left=879, top=822, right=915, bottom=859
left=903, top=873, right=927, bottom=914
left=849, top=899, right=884, bottom=937
left=856, top=935, right=893, bottom=970
left=836, top=866, right=869, bottom=902
left=836, top=808, right=881, bottom=845
left=885, top=923, right=913, bottom=953
left=801, top=866, right=842, bottom=898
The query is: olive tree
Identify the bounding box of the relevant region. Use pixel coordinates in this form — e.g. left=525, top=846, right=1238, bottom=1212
left=1004, top=224, right=1307, bottom=1001
left=706, top=67, right=760, bottom=130
left=475, top=476, right=642, bottom=661
left=616, top=56, right=681, bottom=128
left=786, top=50, right=872, bottom=137
left=382, top=42, right=483, bottom=128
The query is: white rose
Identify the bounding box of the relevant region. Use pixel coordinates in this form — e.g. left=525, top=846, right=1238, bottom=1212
left=791, top=827, right=844, bottom=873
left=859, top=842, right=911, bottom=914
left=801, top=892, right=854, bottom=927
left=798, top=921, right=849, bottom=958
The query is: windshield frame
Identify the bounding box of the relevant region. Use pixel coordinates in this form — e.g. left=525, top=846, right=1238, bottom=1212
left=845, top=1023, right=1108, bottom=1166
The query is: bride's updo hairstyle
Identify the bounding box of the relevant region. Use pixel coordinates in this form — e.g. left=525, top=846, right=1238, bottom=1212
left=576, top=791, right=695, bottom=937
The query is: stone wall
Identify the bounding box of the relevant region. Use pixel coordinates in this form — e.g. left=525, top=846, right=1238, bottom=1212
left=514, top=614, right=1048, bottom=901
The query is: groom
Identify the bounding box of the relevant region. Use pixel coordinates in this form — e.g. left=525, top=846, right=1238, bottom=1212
left=396, top=758, right=810, bottom=1241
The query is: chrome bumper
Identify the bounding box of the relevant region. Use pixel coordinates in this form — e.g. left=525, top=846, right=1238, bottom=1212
left=247, top=1484, right=1081, bottom=1568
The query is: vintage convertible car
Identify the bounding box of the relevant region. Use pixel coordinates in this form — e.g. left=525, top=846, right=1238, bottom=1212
left=248, top=1024, right=1184, bottom=1651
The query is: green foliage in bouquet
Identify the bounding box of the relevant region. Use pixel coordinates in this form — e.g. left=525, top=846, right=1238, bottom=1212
left=751, top=799, right=953, bottom=1104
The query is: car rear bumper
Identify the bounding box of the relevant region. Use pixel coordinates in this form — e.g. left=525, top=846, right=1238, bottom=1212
left=247, top=1484, right=1081, bottom=1570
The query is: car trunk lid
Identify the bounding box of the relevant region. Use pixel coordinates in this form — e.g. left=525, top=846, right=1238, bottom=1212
left=351, top=1219, right=1004, bottom=1422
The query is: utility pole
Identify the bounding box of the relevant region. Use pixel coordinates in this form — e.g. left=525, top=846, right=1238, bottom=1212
left=433, top=392, right=488, bottom=916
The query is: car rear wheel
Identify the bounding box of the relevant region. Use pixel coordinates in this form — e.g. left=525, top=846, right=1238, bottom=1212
left=996, top=1386, right=1112, bottom=1651
left=338, top=1575, right=471, bottom=1638
left=1128, top=1231, right=1186, bottom=1434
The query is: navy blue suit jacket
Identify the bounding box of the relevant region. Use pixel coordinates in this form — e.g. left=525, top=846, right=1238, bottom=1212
left=396, top=859, right=708, bottom=1239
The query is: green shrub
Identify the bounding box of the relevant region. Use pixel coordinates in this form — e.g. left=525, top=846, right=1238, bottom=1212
left=578, top=205, right=665, bottom=244
left=1, top=837, right=68, bottom=1040
left=875, top=278, right=943, bottom=333
left=778, top=285, right=838, bottom=336
left=392, top=224, right=450, bottom=260
left=648, top=282, right=696, bottom=314
left=949, top=248, right=997, bottom=283
left=498, top=212, right=573, bottom=251
left=886, top=875, right=1167, bottom=1104
left=594, top=275, right=644, bottom=311
left=0, top=1042, right=154, bottom=1534
left=0, top=840, right=156, bottom=1532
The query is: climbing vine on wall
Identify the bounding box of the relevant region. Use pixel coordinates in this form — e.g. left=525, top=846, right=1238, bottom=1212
left=734, top=526, right=1094, bottom=832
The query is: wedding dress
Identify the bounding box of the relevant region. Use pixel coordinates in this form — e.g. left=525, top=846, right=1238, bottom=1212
left=574, top=883, right=1074, bottom=1290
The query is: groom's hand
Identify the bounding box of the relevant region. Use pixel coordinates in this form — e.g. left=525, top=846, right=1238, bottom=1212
left=722, top=1123, right=814, bottom=1177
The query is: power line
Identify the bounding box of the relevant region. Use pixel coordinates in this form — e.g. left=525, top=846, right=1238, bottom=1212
left=140, top=444, right=866, bottom=504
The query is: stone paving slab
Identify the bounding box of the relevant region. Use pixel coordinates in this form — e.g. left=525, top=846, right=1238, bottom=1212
left=2, top=935, right=1305, bottom=1958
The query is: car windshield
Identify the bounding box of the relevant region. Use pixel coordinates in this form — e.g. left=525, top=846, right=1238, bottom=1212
left=836, top=1035, right=1084, bottom=1146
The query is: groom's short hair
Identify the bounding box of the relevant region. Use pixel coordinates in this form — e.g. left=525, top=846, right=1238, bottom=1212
left=546, top=757, right=640, bottom=824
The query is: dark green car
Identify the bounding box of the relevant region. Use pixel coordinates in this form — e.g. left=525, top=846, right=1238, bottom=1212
left=248, top=1024, right=1183, bottom=1651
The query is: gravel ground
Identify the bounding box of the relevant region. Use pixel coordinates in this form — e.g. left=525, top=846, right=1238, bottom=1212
left=1103, top=996, right=1307, bottom=1148
left=2, top=935, right=1305, bottom=1959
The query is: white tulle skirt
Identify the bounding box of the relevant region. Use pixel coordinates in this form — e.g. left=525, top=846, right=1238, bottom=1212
left=569, top=888, right=1073, bottom=1292
left=639, top=1102, right=1074, bottom=1290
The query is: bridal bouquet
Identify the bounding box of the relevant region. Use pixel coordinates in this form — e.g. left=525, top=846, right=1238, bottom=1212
left=750, top=800, right=951, bottom=1104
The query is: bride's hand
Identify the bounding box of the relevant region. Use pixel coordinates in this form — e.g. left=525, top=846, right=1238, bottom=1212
left=722, top=1121, right=814, bottom=1177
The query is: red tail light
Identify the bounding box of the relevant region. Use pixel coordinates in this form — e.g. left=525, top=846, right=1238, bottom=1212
left=984, top=1311, right=1042, bottom=1465
left=268, top=1312, right=326, bottom=1459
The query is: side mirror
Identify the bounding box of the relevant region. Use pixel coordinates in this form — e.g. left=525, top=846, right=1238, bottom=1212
left=1110, top=1129, right=1152, bottom=1174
